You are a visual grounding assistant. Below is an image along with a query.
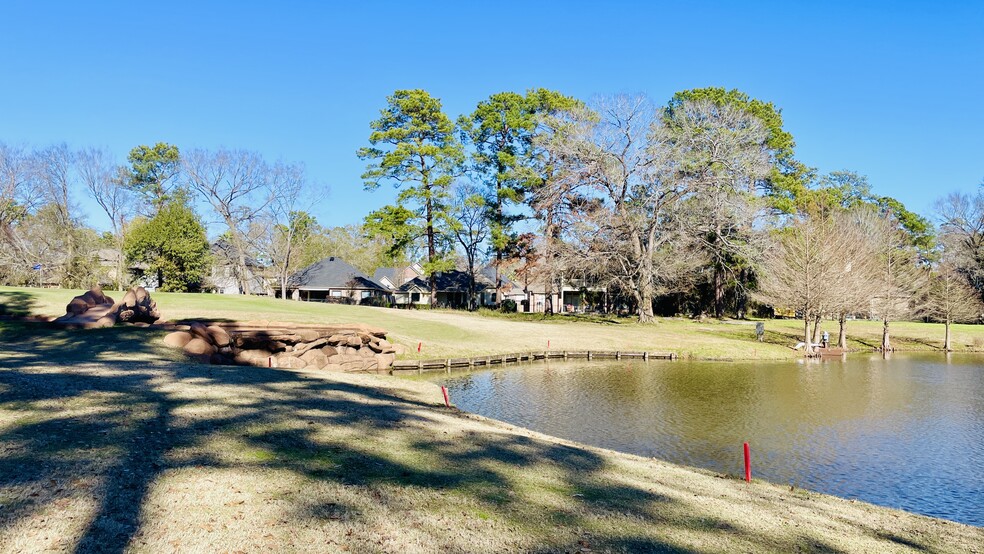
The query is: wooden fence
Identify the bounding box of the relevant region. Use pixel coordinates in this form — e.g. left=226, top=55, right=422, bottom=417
left=390, top=350, right=676, bottom=374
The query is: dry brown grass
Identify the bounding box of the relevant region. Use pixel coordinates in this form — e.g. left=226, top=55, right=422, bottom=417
left=1, top=323, right=980, bottom=553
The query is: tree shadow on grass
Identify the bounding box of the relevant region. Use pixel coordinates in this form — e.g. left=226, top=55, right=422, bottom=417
left=0, top=291, right=37, bottom=317
left=0, top=327, right=963, bottom=553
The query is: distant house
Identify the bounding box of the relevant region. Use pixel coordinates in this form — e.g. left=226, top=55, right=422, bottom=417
left=209, top=239, right=271, bottom=295
left=372, top=263, right=423, bottom=290
left=393, top=271, right=486, bottom=308
left=521, top=276, right=608, bottom=313
left=288, top=256, right=389, bottom=303
left=374, top=263, right=527, bottom=309
left=478, top=266, right=527, bottom=307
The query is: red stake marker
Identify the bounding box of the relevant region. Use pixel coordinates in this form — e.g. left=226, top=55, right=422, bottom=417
left=441, top=386, right=450, bottom=408
left=417, top=342, right=422, bottom=353
left=268, top=356, right=272, bottom=368
left=547, top=340, right=550, bottom=349
left=743, top=442, right=751, bottom=482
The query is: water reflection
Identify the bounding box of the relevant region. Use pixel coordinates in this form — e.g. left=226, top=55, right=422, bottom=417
left=427, top=353, right=984, bottom=526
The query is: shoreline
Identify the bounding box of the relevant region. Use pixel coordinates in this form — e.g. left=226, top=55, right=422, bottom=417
left=400, top=364, right=978, bottom=529
left=1, top=328, right=981, bottom=552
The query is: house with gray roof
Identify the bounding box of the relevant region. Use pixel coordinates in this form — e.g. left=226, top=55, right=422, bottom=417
left=287, top=257, right=389, bottom=303
left=372, top=263, right=423, bottom=290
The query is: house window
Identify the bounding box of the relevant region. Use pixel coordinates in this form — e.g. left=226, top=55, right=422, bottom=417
left=411, top=292, right=420, bottom=302
left=361, top=290, right=371, bottom=298
left=330, top=290, right=342, bottom=297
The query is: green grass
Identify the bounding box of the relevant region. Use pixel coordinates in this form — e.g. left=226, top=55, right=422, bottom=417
left=4, top=285, right=982, bottom=361
left=2, top=350, right=979, bottom=553
left=1, top=286, right=982, bottom=551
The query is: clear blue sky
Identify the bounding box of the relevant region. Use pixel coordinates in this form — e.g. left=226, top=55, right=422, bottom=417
left=2, top=1, right=981, bottom=232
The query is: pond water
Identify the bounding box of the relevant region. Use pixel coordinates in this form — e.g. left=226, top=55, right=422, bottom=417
left=424, top=353, right=984, bottom=526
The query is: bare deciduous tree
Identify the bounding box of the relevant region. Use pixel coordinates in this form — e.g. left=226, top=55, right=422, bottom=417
left=756, top=215, right=842, bottom=355
left=934, top=188, right=984, bottom=297
left=920, top=260, right=983, bottom=351
left=670, top=102, right=772, bottom=318
left=183, top=148, right=275, bottom=295
left=78, top=147, right=135, bottom=290
left=538, top=96, right=770, bottom=322
left=859, top=208, right=927, bottom=352
left=263, top=161, right=313, bottom=299
left=450, top=183, right=489, bottom=310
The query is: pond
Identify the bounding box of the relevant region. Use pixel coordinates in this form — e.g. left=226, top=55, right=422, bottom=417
left=423, top=353, right=984, bottom=526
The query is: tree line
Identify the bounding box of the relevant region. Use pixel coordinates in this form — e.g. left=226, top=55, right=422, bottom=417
left=357, top=87, right=984, bottom=349
left=0, top=142, right=396, bottom=295
left=2, top=86, right=983, bottom=351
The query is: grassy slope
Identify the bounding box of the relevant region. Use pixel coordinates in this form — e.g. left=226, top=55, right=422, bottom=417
left=3, top=285, right=982, bottom=361
left=1, top=323, right=980, bottom=553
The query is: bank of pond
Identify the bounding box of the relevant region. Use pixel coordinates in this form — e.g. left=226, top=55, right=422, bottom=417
left=416, top=353, right=983, bottom=527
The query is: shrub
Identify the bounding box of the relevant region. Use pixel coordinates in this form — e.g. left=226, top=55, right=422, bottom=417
left=359, top=297, right=391, bottom=308
left=500, top=299, right=517, bottom=313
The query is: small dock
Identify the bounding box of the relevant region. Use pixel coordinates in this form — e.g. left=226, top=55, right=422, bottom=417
left=391, top=350, right=676, bottom=374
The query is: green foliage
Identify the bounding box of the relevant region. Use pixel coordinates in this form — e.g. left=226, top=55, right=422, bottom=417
left=668, top=87, right=811, bottom=213
left=126, top=142, right=181, bottom=212
left=875, top=196, right=934, bottom=254
left=123, top=197, right=210, bottom=292
left=460, top=89, right=579, bottom=258
left=358, top=90, right=464, bottom=294
left=358, top=89, right=463, bottom=192
left=499, top=299, right=517, bottom=313
left=801, top=170, right=935, bottom=254
left=298, top=223, right=404, bottom=276
left=274, top=210, right=317, bottom=252
left=363, top=204, right=420, bottom=261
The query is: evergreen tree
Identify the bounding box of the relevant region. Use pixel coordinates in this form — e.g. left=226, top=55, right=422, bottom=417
left=124, top=194, right=210, bottom=292
left=359, top=89, right=464, bottom=306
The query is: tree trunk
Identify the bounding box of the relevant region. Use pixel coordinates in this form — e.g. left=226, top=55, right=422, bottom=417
left=944, top=319, right=952, bottom=352
left=116, top=248, right=125, bottom=292
left=468, top=253, right=476, bottom=311
left=713, top=265, right=725, bottom=318
left=544, top=215, right=555, bottom=315
left=811, top=313, right=822, bottom=344
left=736, top=268, right=748, bottom=319
left=803, top=313, right=814, bottom=355
left=426, top=190, right=437, bottom=308
left=882, top=317, right=891, bottom=352
left=637, top=287, right=655, bottom=323
left=838, top=312, right=847, bottom=349
left=494, top=252, right=501, bottom=305
left=237, top=250, right=250, bottom=295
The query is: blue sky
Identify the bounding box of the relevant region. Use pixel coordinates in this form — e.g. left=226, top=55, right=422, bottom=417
left=1, top=1, right=981, bottom=232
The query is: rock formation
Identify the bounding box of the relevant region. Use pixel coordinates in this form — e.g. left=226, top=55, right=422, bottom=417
left=164, top=321, right=400, bottom=373
left=53, top=286, right=160, bottom=328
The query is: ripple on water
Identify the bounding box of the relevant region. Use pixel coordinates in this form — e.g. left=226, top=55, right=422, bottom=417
left=430, top=354, right=984, bottom=527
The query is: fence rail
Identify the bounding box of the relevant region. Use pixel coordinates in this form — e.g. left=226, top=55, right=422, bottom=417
left=391, top=350, right=676, bottom=374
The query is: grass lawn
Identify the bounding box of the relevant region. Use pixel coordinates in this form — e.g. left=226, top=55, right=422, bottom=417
left=1, top=320, right=980, bottom=553
left=3, top=285, right=982, bottom=361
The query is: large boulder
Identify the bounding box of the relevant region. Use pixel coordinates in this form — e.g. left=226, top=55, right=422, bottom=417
left=235, top=349, right=272, bottom=366
left=164, top=331, right=194, bottom=348
left=122, top=289, right=138, bottom=309
left=206, top=325, right=231, bottom=348
left=374, top=353, right=396, bottom=370
left=277, top=356, right=308, bottom=369
left=299, top=350, right=329, bottom=369
left=189, top=322, right=211, bottom=341
left=183, top=338, right=216, bottom=357
left=328, top=354, right=367, bottom=372
left=66, top=297, right=90, bottom=315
